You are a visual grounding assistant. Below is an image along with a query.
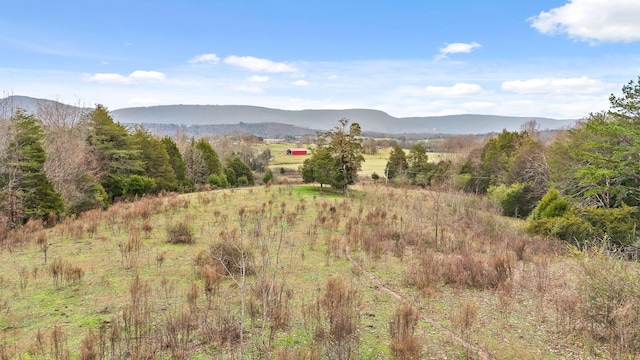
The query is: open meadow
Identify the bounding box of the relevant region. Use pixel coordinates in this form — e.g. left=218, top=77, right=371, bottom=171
left=1, top=183, right=636, bottom=359
left=267, top=144, right=456, bottom=180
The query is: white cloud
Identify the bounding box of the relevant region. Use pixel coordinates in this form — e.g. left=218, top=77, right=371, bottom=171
left=248, top=75, right=269, bottom=83
left=436, top=42, right=481, bottom=59
left=224, top=55, right=297, bottom=73
left=530, top=0, right=640, bottom=43
left=502, top=76, right=609, bottom=94
left=85, top=73, right=130, bottom=84
left=189, top=53, right=220, bottom=65
left=129, top=98, right=161, bottom=105
left=424, top=83, right=483, bottom=97
left=292, top=80, right=309, bottom=86
left=84, top=70, right=166, bottom=84
left=129, top=70, right=166, bottom=80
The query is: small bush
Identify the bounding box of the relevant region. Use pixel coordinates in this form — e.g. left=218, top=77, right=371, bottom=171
left=206, top=174, right=229, bottom=188
left=576, top=249, right=640, bottom=356
left=49, top=258, right=84, bottom=288
left=237, top=176, right=249, bottom=186
left=389, top=305, right=422, bottom=359
left=488, top=182, right=535, bottom=218
left=262, top=169, right=274, bottom=184
left=166, top=222, right=195, bottom=244
left=124, top=175, right=156, bottom=197
left=529, top=187, right=569, bottom=220
left=208, top=240, right=255, bottom=276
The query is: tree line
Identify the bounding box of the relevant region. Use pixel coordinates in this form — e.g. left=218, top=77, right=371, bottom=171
left=454, top=77, right=640, bottom=251
left=0, top=103, right=264, bottom=229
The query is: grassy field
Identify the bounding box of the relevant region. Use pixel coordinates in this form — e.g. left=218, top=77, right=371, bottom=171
left=267, top=143, right=455, bottom=179
left=0, top=183, right=637, bottom=359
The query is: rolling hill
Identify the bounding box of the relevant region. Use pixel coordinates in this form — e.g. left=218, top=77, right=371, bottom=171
left=1, top=95, right=576, bottom=136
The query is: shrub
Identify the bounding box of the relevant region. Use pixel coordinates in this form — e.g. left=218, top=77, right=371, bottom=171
left=529, top=187, right=569, bottom=220
left=206, top=174, right=229, bottom=188
left=237, top=176, right=249, bottom=186
left=576, top=249, right=640, bottom=355
left=527, top=206, right=638, bottom=246
left=124, top=175, right=156, bottom=197
left=166, top=221, right=195, bottom=244
left=389, top=305, right=422, bottom=359
left=224, top=167, right=237, bottom=186
left=262, top=169, right=274, bottom=184
left=208, top=240, right=255, bottom=276
left=526, top=211, right=593, bottom=244
left=488, top=182, right=535, bottom=218
left=453, top=173, right=472, bottom=191
left=578, top=205, right=639, bottom=245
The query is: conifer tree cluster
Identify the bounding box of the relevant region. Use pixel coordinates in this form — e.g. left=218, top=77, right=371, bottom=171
left=0, top=103, right=259, bottom=228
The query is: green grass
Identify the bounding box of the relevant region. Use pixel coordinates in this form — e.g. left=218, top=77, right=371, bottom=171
left=267, top=143, right=457, bottom=181
left=0, top=184, right=626, bottom=359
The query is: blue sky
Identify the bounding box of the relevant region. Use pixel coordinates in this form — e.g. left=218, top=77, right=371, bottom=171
left=2, top=0, right=640, bottom=119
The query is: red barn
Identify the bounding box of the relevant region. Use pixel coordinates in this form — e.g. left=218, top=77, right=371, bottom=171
left=286, top=148, right=308, bottom=155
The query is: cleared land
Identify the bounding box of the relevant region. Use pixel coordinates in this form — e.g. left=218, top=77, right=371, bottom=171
left=0, top=184, right=635, bottom=359
left=268, top=144, right=455, bottom=179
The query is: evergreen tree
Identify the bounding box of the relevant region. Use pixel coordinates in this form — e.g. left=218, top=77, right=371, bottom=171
left=132, top=128, right=177, bottom=192
left=609, top=75, right=640, bottom=122
left=385, top=144, right=408, bottom=180
left=0, top=110, right=63, bottom=225
left=226, top=156, right=254, bottom=186
left=301, top=147, right=337, bottom=191
left=317, top=118, right=364, bottom=196
left=406, top=144, right=432, bottom=183
left=195, top=138, right=223, bottom=177
left=161, top=136, right=186, bottom=182
left=86, top=104, right=143, bottom=200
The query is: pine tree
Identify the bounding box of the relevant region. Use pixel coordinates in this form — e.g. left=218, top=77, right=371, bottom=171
left=0, top=110, right=63, bottom=225
left=86, top=104, right=143, bottom=200
left=385, top=144, right=408, bottom=180
left=195, top=138, right=223, bottom=177
left=132, top=128, right=178, bottom=192
left=226, top=156, right=254, bottom=186
left=161, top=136, right=186, bottom=182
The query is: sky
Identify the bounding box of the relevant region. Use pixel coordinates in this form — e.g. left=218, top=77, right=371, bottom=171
left=2, top=0, right=640, bottom=119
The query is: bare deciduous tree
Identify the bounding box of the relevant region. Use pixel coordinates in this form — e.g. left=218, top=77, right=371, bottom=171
left=37, top=98, right=99, bottom=212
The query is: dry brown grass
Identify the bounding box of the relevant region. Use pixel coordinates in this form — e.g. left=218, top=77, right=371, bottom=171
left=388, top=304, right=422, bottom=359
left=2, top=184, right=640, bottom=358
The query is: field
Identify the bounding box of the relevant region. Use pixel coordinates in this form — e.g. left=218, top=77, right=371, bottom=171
left=0, top=183, right=638, bottom=359
left=267, top=144, right=455, bottom=179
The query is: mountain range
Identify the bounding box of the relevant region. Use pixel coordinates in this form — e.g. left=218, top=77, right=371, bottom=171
left=1, top=95, right=577, bottom=137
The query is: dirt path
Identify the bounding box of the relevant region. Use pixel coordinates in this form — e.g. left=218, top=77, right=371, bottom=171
left=345, top=247, right=496, bottom=360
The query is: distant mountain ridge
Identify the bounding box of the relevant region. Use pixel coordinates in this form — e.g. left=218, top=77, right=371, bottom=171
left=111, top=105, right=576, bottom=135
left=1, top=95, right=577, bottom=135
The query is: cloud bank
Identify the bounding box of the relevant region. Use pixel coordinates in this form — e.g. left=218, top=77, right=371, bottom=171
left=85, top=70, right=166, bottom=84
left=502, top=77, right=609, bottom=94
left=224, top=56, right=297, bottom=73
left=530, top=0, right=640, bottom=43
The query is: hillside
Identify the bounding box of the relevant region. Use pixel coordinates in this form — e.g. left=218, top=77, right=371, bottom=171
left=1, top=95, right=576, bottom=135
left=110, top=104, right=575, bottom=134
